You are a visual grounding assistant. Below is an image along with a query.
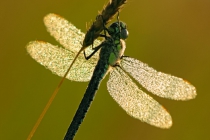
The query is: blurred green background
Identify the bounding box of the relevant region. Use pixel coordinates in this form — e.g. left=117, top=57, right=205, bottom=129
left=0, top=0, right=209, bottom=140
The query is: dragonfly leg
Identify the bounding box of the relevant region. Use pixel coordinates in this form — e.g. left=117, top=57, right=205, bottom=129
left=121, top=55, right=130, bottom=59
left=97, top=14, right=110, bottom=40
left=84, top=14, right=111, bottom=60
left=112, top=62, right=121, bottom=68
left=90, top=29, right=95, bottom=50
left=83, top=43, right=104, bottom=60
left=88, top=15, right=104, bottom=50
left=117, top=11, right=122, bottom=39
left=84, top=11, right=121, bottom=60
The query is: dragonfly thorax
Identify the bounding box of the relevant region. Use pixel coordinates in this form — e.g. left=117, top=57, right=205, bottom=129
left=100, top=37, right=126, bottom=67
left=108, top=21, right=129, bottom=40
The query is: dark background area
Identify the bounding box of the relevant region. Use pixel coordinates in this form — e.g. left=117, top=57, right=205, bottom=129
left=0, top=0, right=209, bottom=140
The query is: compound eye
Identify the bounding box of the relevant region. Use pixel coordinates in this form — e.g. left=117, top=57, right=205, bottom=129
left=120, top=28, right=129, bottom=39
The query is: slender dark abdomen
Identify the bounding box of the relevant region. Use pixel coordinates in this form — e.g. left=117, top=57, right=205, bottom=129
left=64, top=59, right=109, bottom=140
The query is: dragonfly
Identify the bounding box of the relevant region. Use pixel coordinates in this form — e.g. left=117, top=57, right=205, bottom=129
left=26, top=13, right=196, bottom=139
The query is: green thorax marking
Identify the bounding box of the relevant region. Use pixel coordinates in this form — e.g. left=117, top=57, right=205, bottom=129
left=98, top=21, right=128, bottom=69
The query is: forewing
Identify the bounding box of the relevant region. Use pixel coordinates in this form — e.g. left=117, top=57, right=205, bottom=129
left=26, top=41, right=97, bottom=82
left=107, top=67, right=172, bottom=129
left=44, top=13, right=101, bottom=59
left=121, top=57, right=196, bottom=100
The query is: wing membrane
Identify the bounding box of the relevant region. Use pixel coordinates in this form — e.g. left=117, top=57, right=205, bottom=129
left=107, top=67, right=172, bottom=129
left=44, top=13, right=101, bottom=58
left=26, top=41, right=97, bottom=82
left=121, top=57, right=196, bottom=100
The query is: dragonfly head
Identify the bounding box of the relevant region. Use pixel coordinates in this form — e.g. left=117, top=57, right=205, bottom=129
left=108, top=21, right=129, bottom=40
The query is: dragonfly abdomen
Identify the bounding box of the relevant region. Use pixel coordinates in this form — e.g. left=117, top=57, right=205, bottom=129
left=64, top=59, right=110, bottom=139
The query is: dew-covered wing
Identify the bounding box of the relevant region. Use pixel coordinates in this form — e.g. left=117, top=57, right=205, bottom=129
left=121, top=57, right=196, bottom=100
left=26, top=41, right=97, bottom=82
left=44, top=13, right=101, bottom=59
left=107, top=67, right=172, bottom=129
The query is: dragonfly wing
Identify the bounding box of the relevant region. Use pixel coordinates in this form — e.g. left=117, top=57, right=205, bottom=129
left=26, top=41, right=98, bottom=82
left=44, top=13, right=101, bottom=59
left=107, top=67, right=172, bottom=129
left=121, top=57, right=196, bottom=100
